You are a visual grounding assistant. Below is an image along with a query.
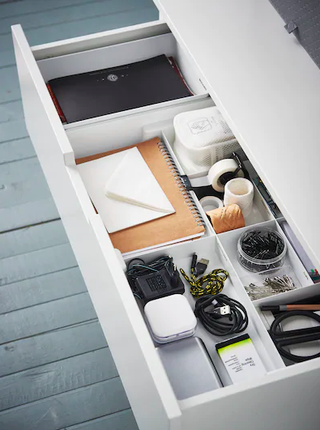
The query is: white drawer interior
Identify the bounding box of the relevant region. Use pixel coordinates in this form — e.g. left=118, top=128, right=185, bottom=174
left=36, top=29, right=208, bottom=128
left=60, top=93, right=319, bottom=403
left=22, top=18, right=320, bottom=423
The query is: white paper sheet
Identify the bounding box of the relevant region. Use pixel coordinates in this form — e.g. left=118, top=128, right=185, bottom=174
left=77, top=147, right=175, bottom=233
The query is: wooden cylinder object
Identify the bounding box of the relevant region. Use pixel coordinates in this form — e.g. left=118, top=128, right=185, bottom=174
left=206, top=204, right=245, bottom=234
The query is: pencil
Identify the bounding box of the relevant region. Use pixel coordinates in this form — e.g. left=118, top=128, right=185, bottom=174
left=261, top=304, right=320, bottom=312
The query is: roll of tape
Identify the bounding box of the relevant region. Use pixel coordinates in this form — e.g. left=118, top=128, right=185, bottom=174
left=206, top=204, right=245, bottom=234
left=208, top=159, right=243, bottom=192
left=200, top=196, right=223, bottom=212
left=224, top=178, right=254, bottom=217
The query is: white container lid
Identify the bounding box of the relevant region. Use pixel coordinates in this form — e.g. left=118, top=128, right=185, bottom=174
left=145, top=295, right=197, bottom=343
left=174, top=106, right=235, bottom=149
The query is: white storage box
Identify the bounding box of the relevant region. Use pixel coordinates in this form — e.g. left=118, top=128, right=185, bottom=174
left=173, top=106, right=239, bottom=174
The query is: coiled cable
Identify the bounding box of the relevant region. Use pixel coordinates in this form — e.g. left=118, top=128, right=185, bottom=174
left=194, top=293, right=249, bottom=336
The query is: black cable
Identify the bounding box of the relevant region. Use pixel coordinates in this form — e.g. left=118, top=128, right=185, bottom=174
left=269, top=310, right=320, bottom=363
left=194, top=294, right=248, bottom=336
left=126, top=255, right=184, bottom=301
left=127, top=256, right=172, bottom=281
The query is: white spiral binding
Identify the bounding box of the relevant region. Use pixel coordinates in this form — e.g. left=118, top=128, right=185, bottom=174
left=157, top=141, right=205, bottom=228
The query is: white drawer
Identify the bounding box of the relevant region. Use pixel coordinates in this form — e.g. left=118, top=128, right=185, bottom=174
left=12, top=13, right=320, bottom=430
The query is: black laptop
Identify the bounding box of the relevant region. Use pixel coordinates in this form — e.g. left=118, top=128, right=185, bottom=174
left=48, top=55, right=192, bottom=123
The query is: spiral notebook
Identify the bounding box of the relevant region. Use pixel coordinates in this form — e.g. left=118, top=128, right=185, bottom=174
left=76, top=137, right=205, bottom=254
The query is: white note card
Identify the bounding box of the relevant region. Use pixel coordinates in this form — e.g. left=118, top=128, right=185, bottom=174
left=77, top=147, right=175, bottom=233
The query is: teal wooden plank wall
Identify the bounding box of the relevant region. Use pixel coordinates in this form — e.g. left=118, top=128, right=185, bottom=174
left=0, top=1, right=158, bottom=429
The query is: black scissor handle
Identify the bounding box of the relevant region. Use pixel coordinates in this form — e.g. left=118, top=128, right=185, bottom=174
left=270, top=311, right=320, bottom=363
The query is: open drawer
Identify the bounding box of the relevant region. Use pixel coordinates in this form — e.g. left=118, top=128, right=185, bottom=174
left=12, top=4, right=320, bottom=430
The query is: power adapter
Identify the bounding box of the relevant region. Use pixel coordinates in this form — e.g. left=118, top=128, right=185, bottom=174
left=126, top=256, right=185, bottom=303
left=135, top=266, right=184, bottom=302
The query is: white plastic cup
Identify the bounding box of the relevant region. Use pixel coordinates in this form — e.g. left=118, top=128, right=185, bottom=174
left=224, top=178, right=254, bottom=217
left=200, top=196, right=223, bottom=212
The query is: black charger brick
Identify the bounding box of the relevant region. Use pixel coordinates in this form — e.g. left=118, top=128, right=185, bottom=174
left=135, top=267, right=184, bottom=303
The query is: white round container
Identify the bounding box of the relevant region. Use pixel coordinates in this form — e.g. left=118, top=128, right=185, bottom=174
left=173, top=106, right=239, bottom=175
left=200, top=196, right=223, bottom=212
left=224, top=178, right=254, bottom=217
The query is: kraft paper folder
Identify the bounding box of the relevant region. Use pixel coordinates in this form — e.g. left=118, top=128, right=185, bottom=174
left=76, top=137, right=205, bottom=254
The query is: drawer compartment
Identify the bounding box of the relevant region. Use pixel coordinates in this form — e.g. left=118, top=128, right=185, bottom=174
left=36, top=23, right=208, bottom=126
left=219, top=220, right=312, bottom=303
left=66, top=96, right=284, bottom=257
left=66, top=96, right=214, bottom=159
left=123, top=235, right=284, bottom=380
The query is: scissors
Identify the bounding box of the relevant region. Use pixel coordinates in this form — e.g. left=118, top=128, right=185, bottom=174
left=269, top=310, right=320, bottom=363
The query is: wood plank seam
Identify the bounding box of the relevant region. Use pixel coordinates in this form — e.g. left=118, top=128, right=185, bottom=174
left=0, top=290, right=89, bottom=315
left=0, top=154, right=35, bottom=166
left=0, top=256, right=79, bottom=280
left=63, top=407, right=136, bottom=427
left=0, top=318, right=99, bottom=346
left=0, top=375, right=121, bottom=413
left=0, top=344, right=110, bottom=377
left=0, top=318, right=98, bottom=346
left=0, top=97, right=22, bottom=106
left=0, top=263, right=79, bottom=287
left=0, top=217, right=61, bottom=236
left=0, top=262, right=79, bottom=287
left=0, top=131, right=29, bottom=143
left=0, top=320, right=102, bottom=352
left=62, top=408, right=135, bottom=430
left=0, top=219, right=68, bottom=258
left=0, top=339, right=106, bottom=378
left=0, top=310, right=98, bottom=340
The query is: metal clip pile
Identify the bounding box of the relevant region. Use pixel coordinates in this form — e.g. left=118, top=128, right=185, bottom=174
left=245, top=274, right=296, bottom=300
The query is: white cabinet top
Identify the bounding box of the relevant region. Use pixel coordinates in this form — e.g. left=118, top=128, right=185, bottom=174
left=154, top=0, right=320, bottom=268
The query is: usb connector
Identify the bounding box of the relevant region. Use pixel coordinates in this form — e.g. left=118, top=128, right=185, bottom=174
left=218, top=305, right=231, bottom=316
left=195, top=258, right=209, bottom=276
left=205, top=304, right=231, bottom=318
